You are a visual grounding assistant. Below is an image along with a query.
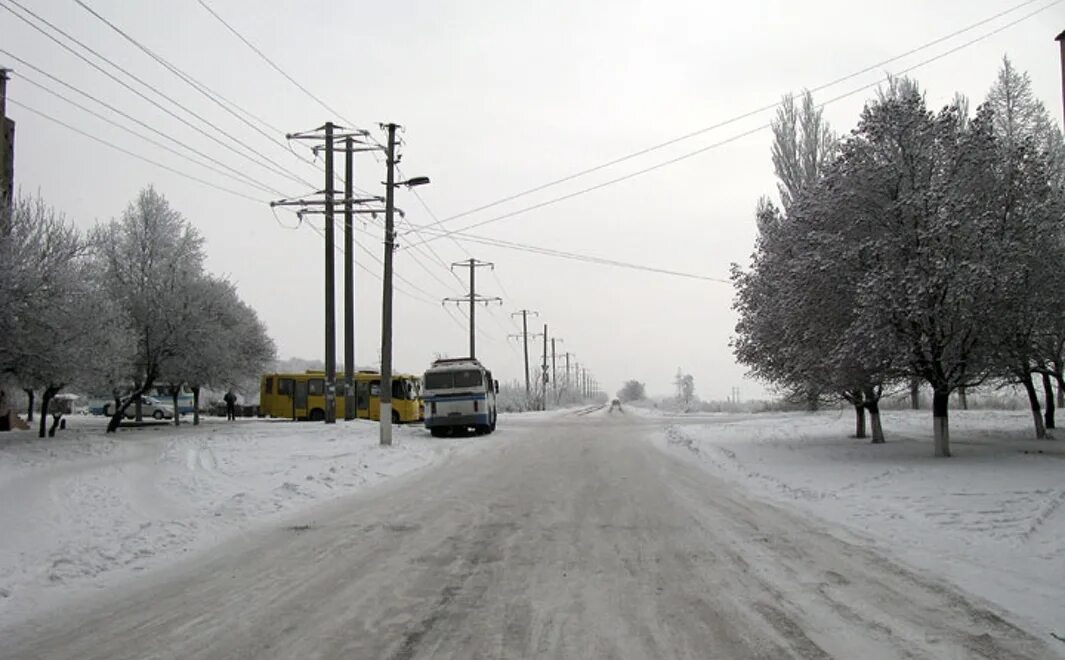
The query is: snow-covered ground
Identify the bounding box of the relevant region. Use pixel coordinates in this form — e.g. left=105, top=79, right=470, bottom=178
left=0, top=414, right=485, bottom=631
left=652, top=407, right=1065, bottom=638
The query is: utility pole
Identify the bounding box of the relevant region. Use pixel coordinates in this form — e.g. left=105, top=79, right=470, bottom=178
left=444, top=259, right=501, bottom=359
left=541, top=324, right=549, bottom=411
left=1, top=68, right=14, bottom=221
left=550, top=338, right=562, bottom=404
left=380, top=122, right=398, bottom=446
left=510, top=310, right=538, bottom=402
left=564, top=352, right=571, bottom=402
left=1057, top=31, right=1065, bottom=129
left=343, top=137, right=355, bottom=419
left=274, top=124, right=384, bottom=424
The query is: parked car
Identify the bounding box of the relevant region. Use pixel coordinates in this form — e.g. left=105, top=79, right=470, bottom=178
left=102, top=396, right=175, bottom=420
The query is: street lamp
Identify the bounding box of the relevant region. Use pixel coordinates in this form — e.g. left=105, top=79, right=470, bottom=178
left=380, top=121, right=430, bottom=446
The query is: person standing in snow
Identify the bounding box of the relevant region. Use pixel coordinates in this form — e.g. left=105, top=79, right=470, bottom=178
left=224, top=390, right=237, bottom=421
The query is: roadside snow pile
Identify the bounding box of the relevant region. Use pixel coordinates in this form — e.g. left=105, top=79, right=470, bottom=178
left=0, top=415, right=476, bottom=630
left=655, top=409, right=1065, bottom=636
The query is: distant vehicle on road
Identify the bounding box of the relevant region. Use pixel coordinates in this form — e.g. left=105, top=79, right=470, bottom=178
left=103, top=396, right=175, bottom=420
left=423, top=358, right=498, bottom=436
left=609, top=398, right=624, bottom=413
left=259, top=371, right=423, bottom=423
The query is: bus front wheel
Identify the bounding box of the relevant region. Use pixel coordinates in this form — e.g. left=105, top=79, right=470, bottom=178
left=392, top=410, right=400, bottom=424
left=430, top=427, right=449, bottom=438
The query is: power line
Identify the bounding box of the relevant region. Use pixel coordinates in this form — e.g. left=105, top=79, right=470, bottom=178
left=403, top=0, right=1051, bottom=236
left=16, top=74, right=279, bottom=196
left=69, top=0, right=360, bottom=195
left=406, top=0, right=1063, bottom=247
left=0, top=54, right=286, bottom=196
left=0, top=0, right=316, bottom=188
left=9, top=98, right=265, bottom=203
left=195, top=0, right=364, bottom=132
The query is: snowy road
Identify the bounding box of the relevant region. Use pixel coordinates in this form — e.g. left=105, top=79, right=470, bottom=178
left=4, top=411, right=1057, bottom=659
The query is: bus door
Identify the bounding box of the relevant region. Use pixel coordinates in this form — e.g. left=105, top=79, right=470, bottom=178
left=356, top=380, right=370, bottom=419
left=293, top=379, right=309, bottom=420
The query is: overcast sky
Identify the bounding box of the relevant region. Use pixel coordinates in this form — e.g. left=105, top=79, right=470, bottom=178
left=3, top=0, right=1064, bottom=400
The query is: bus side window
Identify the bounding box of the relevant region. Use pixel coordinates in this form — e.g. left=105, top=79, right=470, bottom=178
left=265, top=377, right=274, bottom=394
left=370, top=381, right=381, bottom=397
left=278, top=379, right=294, bottom=396
left=309, top=379, right=324, bottom=396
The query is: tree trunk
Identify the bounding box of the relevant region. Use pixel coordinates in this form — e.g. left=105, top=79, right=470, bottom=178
left=1042, top=372, right=1055, bottom=430
left=958, top=386, right=968, bottom=411
left=171, top=387, right=181, bottom=427
left=910, top=379, right=920, bottom=410
left=932, top=388, right=951, bottom=457
left=805, top=387, right=819, bottom=412
left=48, top=414, right=62, bottom=437
left=854, top=404, right=866, bottom=438
left=24, top=388, right=34, bottom=422
left=1058, top=375, right=1064, bottom=409
left=107, top=393, right=123, bottom=433
left=192, top=386, right=201, bottom=426
left=37, top=386, right=60, bottom=439
left=863, top=386, right=885, bottom=444
left=1022, top=373, right=1046, bottom=439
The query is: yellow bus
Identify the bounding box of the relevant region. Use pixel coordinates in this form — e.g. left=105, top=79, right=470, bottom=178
left=259, top=371, right=423, bottom=423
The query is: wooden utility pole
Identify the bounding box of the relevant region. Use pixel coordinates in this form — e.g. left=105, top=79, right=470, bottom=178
left=444, top=258, right=501, bottom=359
left=510, top=310, right=538, bottom=402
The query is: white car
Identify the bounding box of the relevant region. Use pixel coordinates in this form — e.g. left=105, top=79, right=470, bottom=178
left=103, top=396, right=175, bottom=420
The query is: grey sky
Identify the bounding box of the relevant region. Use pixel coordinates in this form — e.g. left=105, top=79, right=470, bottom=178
left=4, top=0, right=1064, bottom=399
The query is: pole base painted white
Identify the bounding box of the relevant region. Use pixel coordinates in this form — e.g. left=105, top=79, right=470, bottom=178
left=380, top=403, right=393, bottom=446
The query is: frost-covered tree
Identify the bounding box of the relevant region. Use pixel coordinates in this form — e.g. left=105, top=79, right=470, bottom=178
left=0, top=195, right=133, bottom=436
left=93, top=186, right=207, bottom=433
left=162, top=276, right=275, bottom=425
left=674, top=369, right=694, bottom=409
left=617, top=380, right=646, bottom=403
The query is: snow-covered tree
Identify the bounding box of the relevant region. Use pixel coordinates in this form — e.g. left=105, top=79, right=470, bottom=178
left=674, top=368, right=694, bottom=409
left=161, top=276, right=275, bottom=425
left=617, top=380, right=645, bottom=403
left=93, top=186, right=207, bottom=433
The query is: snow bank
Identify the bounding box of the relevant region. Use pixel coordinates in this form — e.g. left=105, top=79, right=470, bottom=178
left=654, top=409, right=1065, bottom=637
left=0, top=415, right=480, bottom=630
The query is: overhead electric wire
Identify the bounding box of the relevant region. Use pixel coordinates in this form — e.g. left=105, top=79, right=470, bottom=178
left=17, top=74, right=280, bottom=196
left=406, top=0, right=1063, bottom=248
left=0, top=53, right=287, bottom=196
left=404, top=0, right=1049, bottom=235
left=69, top=0, right=362, bottom=195
left=0, top=0, right=317, bottom=189
left=9, top=98, right=265, bottom=203
left=195, top=0, right=364, bottom=132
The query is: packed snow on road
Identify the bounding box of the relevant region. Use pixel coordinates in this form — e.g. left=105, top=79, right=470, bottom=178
left=1, top=406, right=1063, bottom=656
left=651, top=406, right=1065, bottom=640
left=0, top=415, right=488, bottom=631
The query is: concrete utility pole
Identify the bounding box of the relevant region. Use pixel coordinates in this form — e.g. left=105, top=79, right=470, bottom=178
left=542, top=324, right=549, bottom=411
left=444, top=259, right=501, bottom=359
left=550, top=338, right=562, bottom=403
left=510, top=310, right=538, bottom=401
left=1, top=68, right=14, bottom=217
left=274, top=124, right=384, bottom=424
left=343, top=137, right=355, bottom=420
left=1057, top=30, right=1065, bottom=129
left=380, top=122, right=398, bottom=446
left=323, top=122, right=336, bottom=423
left=564, top=352, right=571, bottom=399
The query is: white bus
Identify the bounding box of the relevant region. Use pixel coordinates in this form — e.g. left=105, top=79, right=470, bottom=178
left=422, top=358, right=498, bottom=436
